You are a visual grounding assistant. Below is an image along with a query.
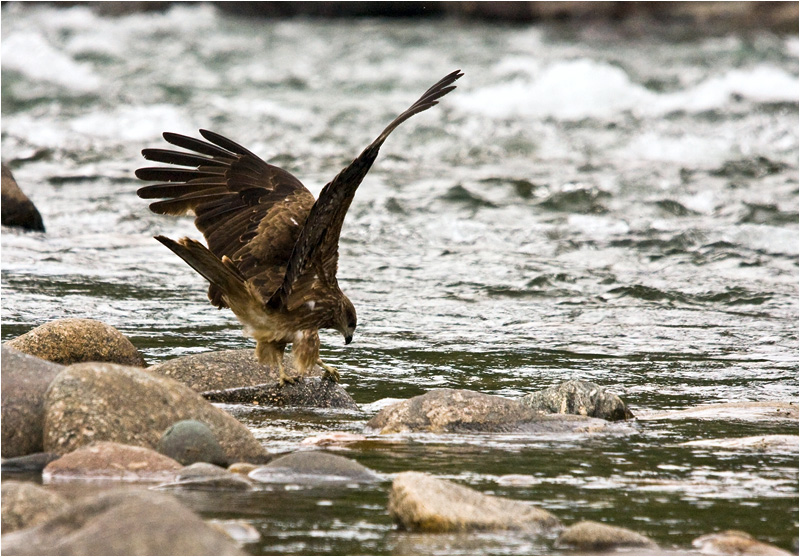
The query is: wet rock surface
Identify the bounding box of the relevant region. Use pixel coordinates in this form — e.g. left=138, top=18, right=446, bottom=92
left=157, top=419, right=228, bottom=466
left=640, top=401, right=798, bottom=422
left=1, top=346, right=65, bottom=457
left=1, top=481, right=70, bottom=533
left=681, top=434, right=799, bottom=452
left=388, top=471, right=561, bottom=533
left=367, top=388, right=603, bottom=433
left=43, top=362, right=269, bottom=463
left=520, top=380, right=634, bottom=421
left=147, top=348, right=325, bottom=391
left=5, top=318, right=146, bottom=367
left=692, top=530, right=792, bottom=556
left=204, top=376, right=359, bottom=410
left=1, top=163, right=44, bottom=231
left=43, top=441, right=182, bottom=482
left=249, top=450, right=380, bottom=484
left=556, top=519, right=658, bottom=550
left=158, top=462, right=254, bottom=490
left=0, top=489, right=246, bottom=556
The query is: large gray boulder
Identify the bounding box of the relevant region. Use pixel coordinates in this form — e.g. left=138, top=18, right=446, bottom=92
left=249, top=451, right=380, bottom=484
left=1, top=346, right=65, bottom=457
left=367, top=388, right=602, bottom=434
left=43, top=362, right=268, bottom=463
left=204, top=377, right=359, bottom=410
left=388, top=471, right=561, bottom=532
left=43, top=442, right=182, bottom=483
left=1, top=164, right=44, bottom=231
left=5, top=318, right=146, bottom=367
left=1, top=481, right=70, bottom=533
left=519, top=380, right=634, bottom=421
left=556, top=520, right=658, bottom=550
left=0, top=489, right=245, bottom=555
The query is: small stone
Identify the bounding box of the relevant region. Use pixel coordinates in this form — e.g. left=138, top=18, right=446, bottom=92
left=157, top=419, right=228, bottom=466
left=1, top=163, right=45, bottom=231
left=43, top=441, right=182, bottom=482
left=5, top=318, right=146, bottom=367
left=1, top=481, right=70, bottom=533
left=228, top=462, right=258, bottom=475
left=557, top=520, right=657, bottom=550
left=693, top=530, right=792, bottom=556
left=1, top=346, right=65, bottom=457
left=203, top=377, right=359, bottom=410
left=207, top=519, right=261, bottom=544
left=388, top=471, right=561, bottom=532
left=157, top=462, right=253, bottom=491
left=249, top=451, right=380, bottom=484
left=0, top=489, right=246, bottom=555
left=519, top=380, right=634, bottom=421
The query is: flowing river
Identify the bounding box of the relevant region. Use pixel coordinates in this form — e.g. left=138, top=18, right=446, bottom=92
left=1, top=4, right=798, bottom=554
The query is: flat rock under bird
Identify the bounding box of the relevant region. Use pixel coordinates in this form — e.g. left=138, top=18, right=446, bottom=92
left=136, top=70, right=462, bottom=385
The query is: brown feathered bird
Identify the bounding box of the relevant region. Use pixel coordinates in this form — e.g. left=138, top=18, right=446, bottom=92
left=136, top=70, right=462, bottom=385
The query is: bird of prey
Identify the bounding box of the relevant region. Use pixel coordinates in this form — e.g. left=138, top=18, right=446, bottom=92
left=136, top=70, right=462, bottom=385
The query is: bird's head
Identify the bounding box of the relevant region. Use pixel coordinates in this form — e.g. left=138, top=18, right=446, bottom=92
left=337, top=296, right=357, bottom=345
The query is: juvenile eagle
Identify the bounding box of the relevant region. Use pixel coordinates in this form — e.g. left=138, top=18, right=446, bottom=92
left=136, top=70, right=462, bottom=385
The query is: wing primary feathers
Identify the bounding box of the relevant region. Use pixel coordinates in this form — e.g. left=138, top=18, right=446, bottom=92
left=162, top=132, right=236, bottom=158
left=199, top=129, right=263, bottom=161
left=142, top=148, right=230, bottom=168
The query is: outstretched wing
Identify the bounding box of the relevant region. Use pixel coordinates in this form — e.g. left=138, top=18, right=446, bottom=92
left=269, top=69, right=463, bottom=309
left=135, top=130, right=315, bottom=307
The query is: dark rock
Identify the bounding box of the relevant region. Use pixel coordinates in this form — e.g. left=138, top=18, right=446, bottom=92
left=519, top=380, right=634, bottom=421
left=5, top=318, right=146, bottom=367
left=1, top=346, right=65, bottom=457
left=367, top=388, right=604, bottom=434
left=43, top=362, right=269, bottom=463
left=249, top=451, right=380, bottom=484
left=157, top=462, right=253, bottom=491
left=388, top=471, right=561, bottom=532
left=1, top=481, right=70, bottom=533
left=692, top=530, right=792, bottom=556
left=204, top=376, right=359, bottom=410
left=43, top=441, right=182, bottom=482
left=2, top=452, right=62, bottom=473
left=147, top=348, right=325, bottom=392
left=157, top=419, right=228, bottom=466
left=0, top=489, right=246, bottom=555
left=640, top=401, right=798, bottom=422
left=1, top=164, right=44, bottom=231
left=557, top=520, right=657, bottom=550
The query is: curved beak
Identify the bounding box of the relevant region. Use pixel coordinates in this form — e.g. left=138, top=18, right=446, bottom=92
left=345, top=334, right=353, bottom=345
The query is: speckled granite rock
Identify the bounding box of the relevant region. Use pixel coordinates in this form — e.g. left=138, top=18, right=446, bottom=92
left=1, top=346, right=65, bottom=457
left=43, top=362, right=269, bottom=463
left=5, top=318, right=146, bottom=367
left=204, top=376, right=359, bottom=410
left=1, top=163, right=44, bottom=231
left=557, top=520, right=658, bottom=550
left=43, top=442, right=182, bottom=482
left=519, top=380, right=634, bottom=421
left=388, top=471, right=561, bottom=532
left=693, top=530, right=792, bottom=556
left=1, top=481, right=70, bottom=533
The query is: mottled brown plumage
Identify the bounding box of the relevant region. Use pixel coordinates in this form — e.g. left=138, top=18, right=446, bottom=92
left=136, top=70, right=462, bottom=384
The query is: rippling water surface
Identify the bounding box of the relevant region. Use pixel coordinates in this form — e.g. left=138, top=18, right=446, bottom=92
left=2, top=4, right=798, bottom=554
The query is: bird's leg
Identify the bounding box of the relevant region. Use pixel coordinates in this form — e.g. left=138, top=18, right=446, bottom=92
left=256, top=339, right=295, bottom=386
left=317, top=359, right=340, bottom=383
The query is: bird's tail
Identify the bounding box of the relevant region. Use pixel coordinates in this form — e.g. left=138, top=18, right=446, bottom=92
left=155, top=235, right=253, bottom=308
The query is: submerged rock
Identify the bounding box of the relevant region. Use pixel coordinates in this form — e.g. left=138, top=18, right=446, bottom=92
left=1, top=452, right=61, bottom=473
left=639, top=402, right=798, bottom=422
left=204, top=377, right=359, bottom=410
left=147, top=349, right=326, bottom=391
left=681, top=435, right=799, bottom=452
left=1, top=481, right=70, bottom=533
left=557, top=520, right=658, bottom=550
left=388, top=471, right=561, bottom=533
left=1, top=163, right=45, bottom=231
left=157, top=419, right=228, bottom=466
left=43, top=441, right=182, bottom=482
left=693, top=530, right=792, bottom=556
left=0, top=489, right=246, bottom=556
left=1, top=346, right=65, bottom=457
left=5, top=318, right=146, bottom=367
left=158, top=462, right=254, bottom=491
left=43, top=362, right=269, bottom=463
left=249, top=451, right=380, bottom=484
left=520, top=380, right=634, bottom=421
left=367, top=388, right=603, bottom=434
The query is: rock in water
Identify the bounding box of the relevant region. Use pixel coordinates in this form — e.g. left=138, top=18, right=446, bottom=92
left=157, top=420, right=228, bottom=466
left=519, top=380, right=634, bottom=421
left=43, top=442, right=182, bottom=482
left=367, top=388, right=602, bottom=433
left=1, top=481, right=70, bottom=533
left=43, top=362, right=268, bottom=463
left=388, top=471, right=561, bottom=532
left=1, top=346, right=65, bottom=457
left=204, top=377, right=359, bottom=410
left=557, top=520, right=658, bottom=550
left=249, top=451, right=380, bottom=484
left=0, top=489, right=246, bottom=555
left=692, top=530, right=792, bottom=556
left=158, top=462, right=254, bottom=491
left=1, top=164, right=44, bottom=231
left=5, top=318, right=146, bottom=367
